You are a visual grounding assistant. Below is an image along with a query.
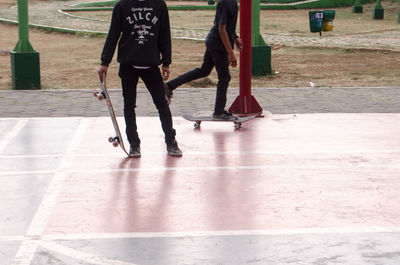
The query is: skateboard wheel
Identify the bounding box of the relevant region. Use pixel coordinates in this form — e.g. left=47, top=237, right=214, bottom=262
left=112, top=141, right=119, bottom=147
left=108, top=137, right=114, bottom=143
left=234, top=122, right=242, bottom=128
left=93, top=91, right=99, bottom=97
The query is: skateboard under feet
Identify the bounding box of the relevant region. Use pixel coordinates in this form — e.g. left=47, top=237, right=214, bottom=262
left=182, top=114, right=255, bottom=129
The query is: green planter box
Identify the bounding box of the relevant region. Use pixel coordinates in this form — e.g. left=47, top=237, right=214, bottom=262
left=251, top=45, right=272, bottom=76
left=352, top=5, right=363, bottom=13
left=11, top=51, right=41, bottom=90
left=373, top=8, right=384, bottom=19
left=352, top=0, right=363, bottom=13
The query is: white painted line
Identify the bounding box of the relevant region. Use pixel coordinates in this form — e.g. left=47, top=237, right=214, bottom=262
left=2, top=149, right=400, bottom=159
left=0, top=154, right=63, bottom=159
left=0, top=117, right=83, bottom=121
left=0, top=235, right=25, bottom=241
left=11, top=240, right=41, bottom=265
left=40, top=241, right=139, bottom=265
left=1, top=164, right=400, bottom=177
left=42, top=226, right=400, bottom=241
left=0, top=170, right=57, bottom=176
left=64, top=164, right=400, bottom=174
left=0, top=119, right=28, bottom=153
left=3, top=226, right=400, bottom=243
left=1, top=163, right=399, bottom=177
left=11, top=118, right=90, bottom=265
left=65, top=148, right=400, bottom=157
left=180, top=149, right=400, bottom=155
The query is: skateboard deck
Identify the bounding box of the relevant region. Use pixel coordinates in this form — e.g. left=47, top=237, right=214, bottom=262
left=182, top=114, right=255, bottom=128
left=94, top=75, right=129, bottom=156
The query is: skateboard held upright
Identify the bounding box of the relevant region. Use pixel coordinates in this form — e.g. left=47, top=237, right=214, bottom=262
left=94, top=74, right=129, bottom=156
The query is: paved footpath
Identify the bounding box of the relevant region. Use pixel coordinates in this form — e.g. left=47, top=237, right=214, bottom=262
left=0, top=86, right=399, bottom=118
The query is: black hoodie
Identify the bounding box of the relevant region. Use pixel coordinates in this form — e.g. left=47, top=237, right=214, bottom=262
left=101, top=0, right=171, bottom=67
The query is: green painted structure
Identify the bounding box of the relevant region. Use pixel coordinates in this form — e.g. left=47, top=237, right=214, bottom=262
left=251, top=0, right=272, bottom=75
left=352, top=0, right=363, bottom=13
left=11, top=0, right=40, bottom=89
left=372, top=0, right=384, bottom=19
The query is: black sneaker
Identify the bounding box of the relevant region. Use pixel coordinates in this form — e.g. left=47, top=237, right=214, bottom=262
left=129, top=144, right=141, bottom=158
left=166, top=140, right=182, bottom=157
left=164, top=83, right=173, bottom=105
left=213, top=111, right=238, bottom=120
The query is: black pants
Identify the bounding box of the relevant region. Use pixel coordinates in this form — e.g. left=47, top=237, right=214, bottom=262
left=119, top=64, right=176, bottom=145
left=166, top=48, right=231, bottom=115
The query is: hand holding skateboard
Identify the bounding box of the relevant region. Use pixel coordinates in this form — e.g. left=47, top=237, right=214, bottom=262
left=93, top=73, right=129, bottom=156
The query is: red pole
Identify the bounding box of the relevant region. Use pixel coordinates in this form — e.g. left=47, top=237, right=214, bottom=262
left=229, top=0, right=263, bottom=117
left=239, top=0, right=251, bottom=98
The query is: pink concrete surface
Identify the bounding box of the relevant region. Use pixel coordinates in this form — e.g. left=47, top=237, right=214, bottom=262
left=44, top=114, right=400, bottom=234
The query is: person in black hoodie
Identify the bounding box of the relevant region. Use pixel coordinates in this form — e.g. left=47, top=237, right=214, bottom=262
left=98, top=0, right=182, bottom=158
left=164, top=0, right=242, bottom=120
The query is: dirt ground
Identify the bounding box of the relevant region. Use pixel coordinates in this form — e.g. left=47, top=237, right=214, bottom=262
left=0, top=2, right=400, bottom=90
left=79, top=3, right=400, bottom=36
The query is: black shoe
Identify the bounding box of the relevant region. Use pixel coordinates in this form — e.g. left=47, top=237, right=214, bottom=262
left=166, top=140, right=182, bottom=157
left=213, top=111, right=238, bottom=120
left=129, top=144, right=141, bottom=158
left=164, top=83, right=173, bottom=105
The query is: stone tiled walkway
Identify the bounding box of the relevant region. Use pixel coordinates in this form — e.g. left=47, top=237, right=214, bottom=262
left=1, top=86, right=399, bottom=117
